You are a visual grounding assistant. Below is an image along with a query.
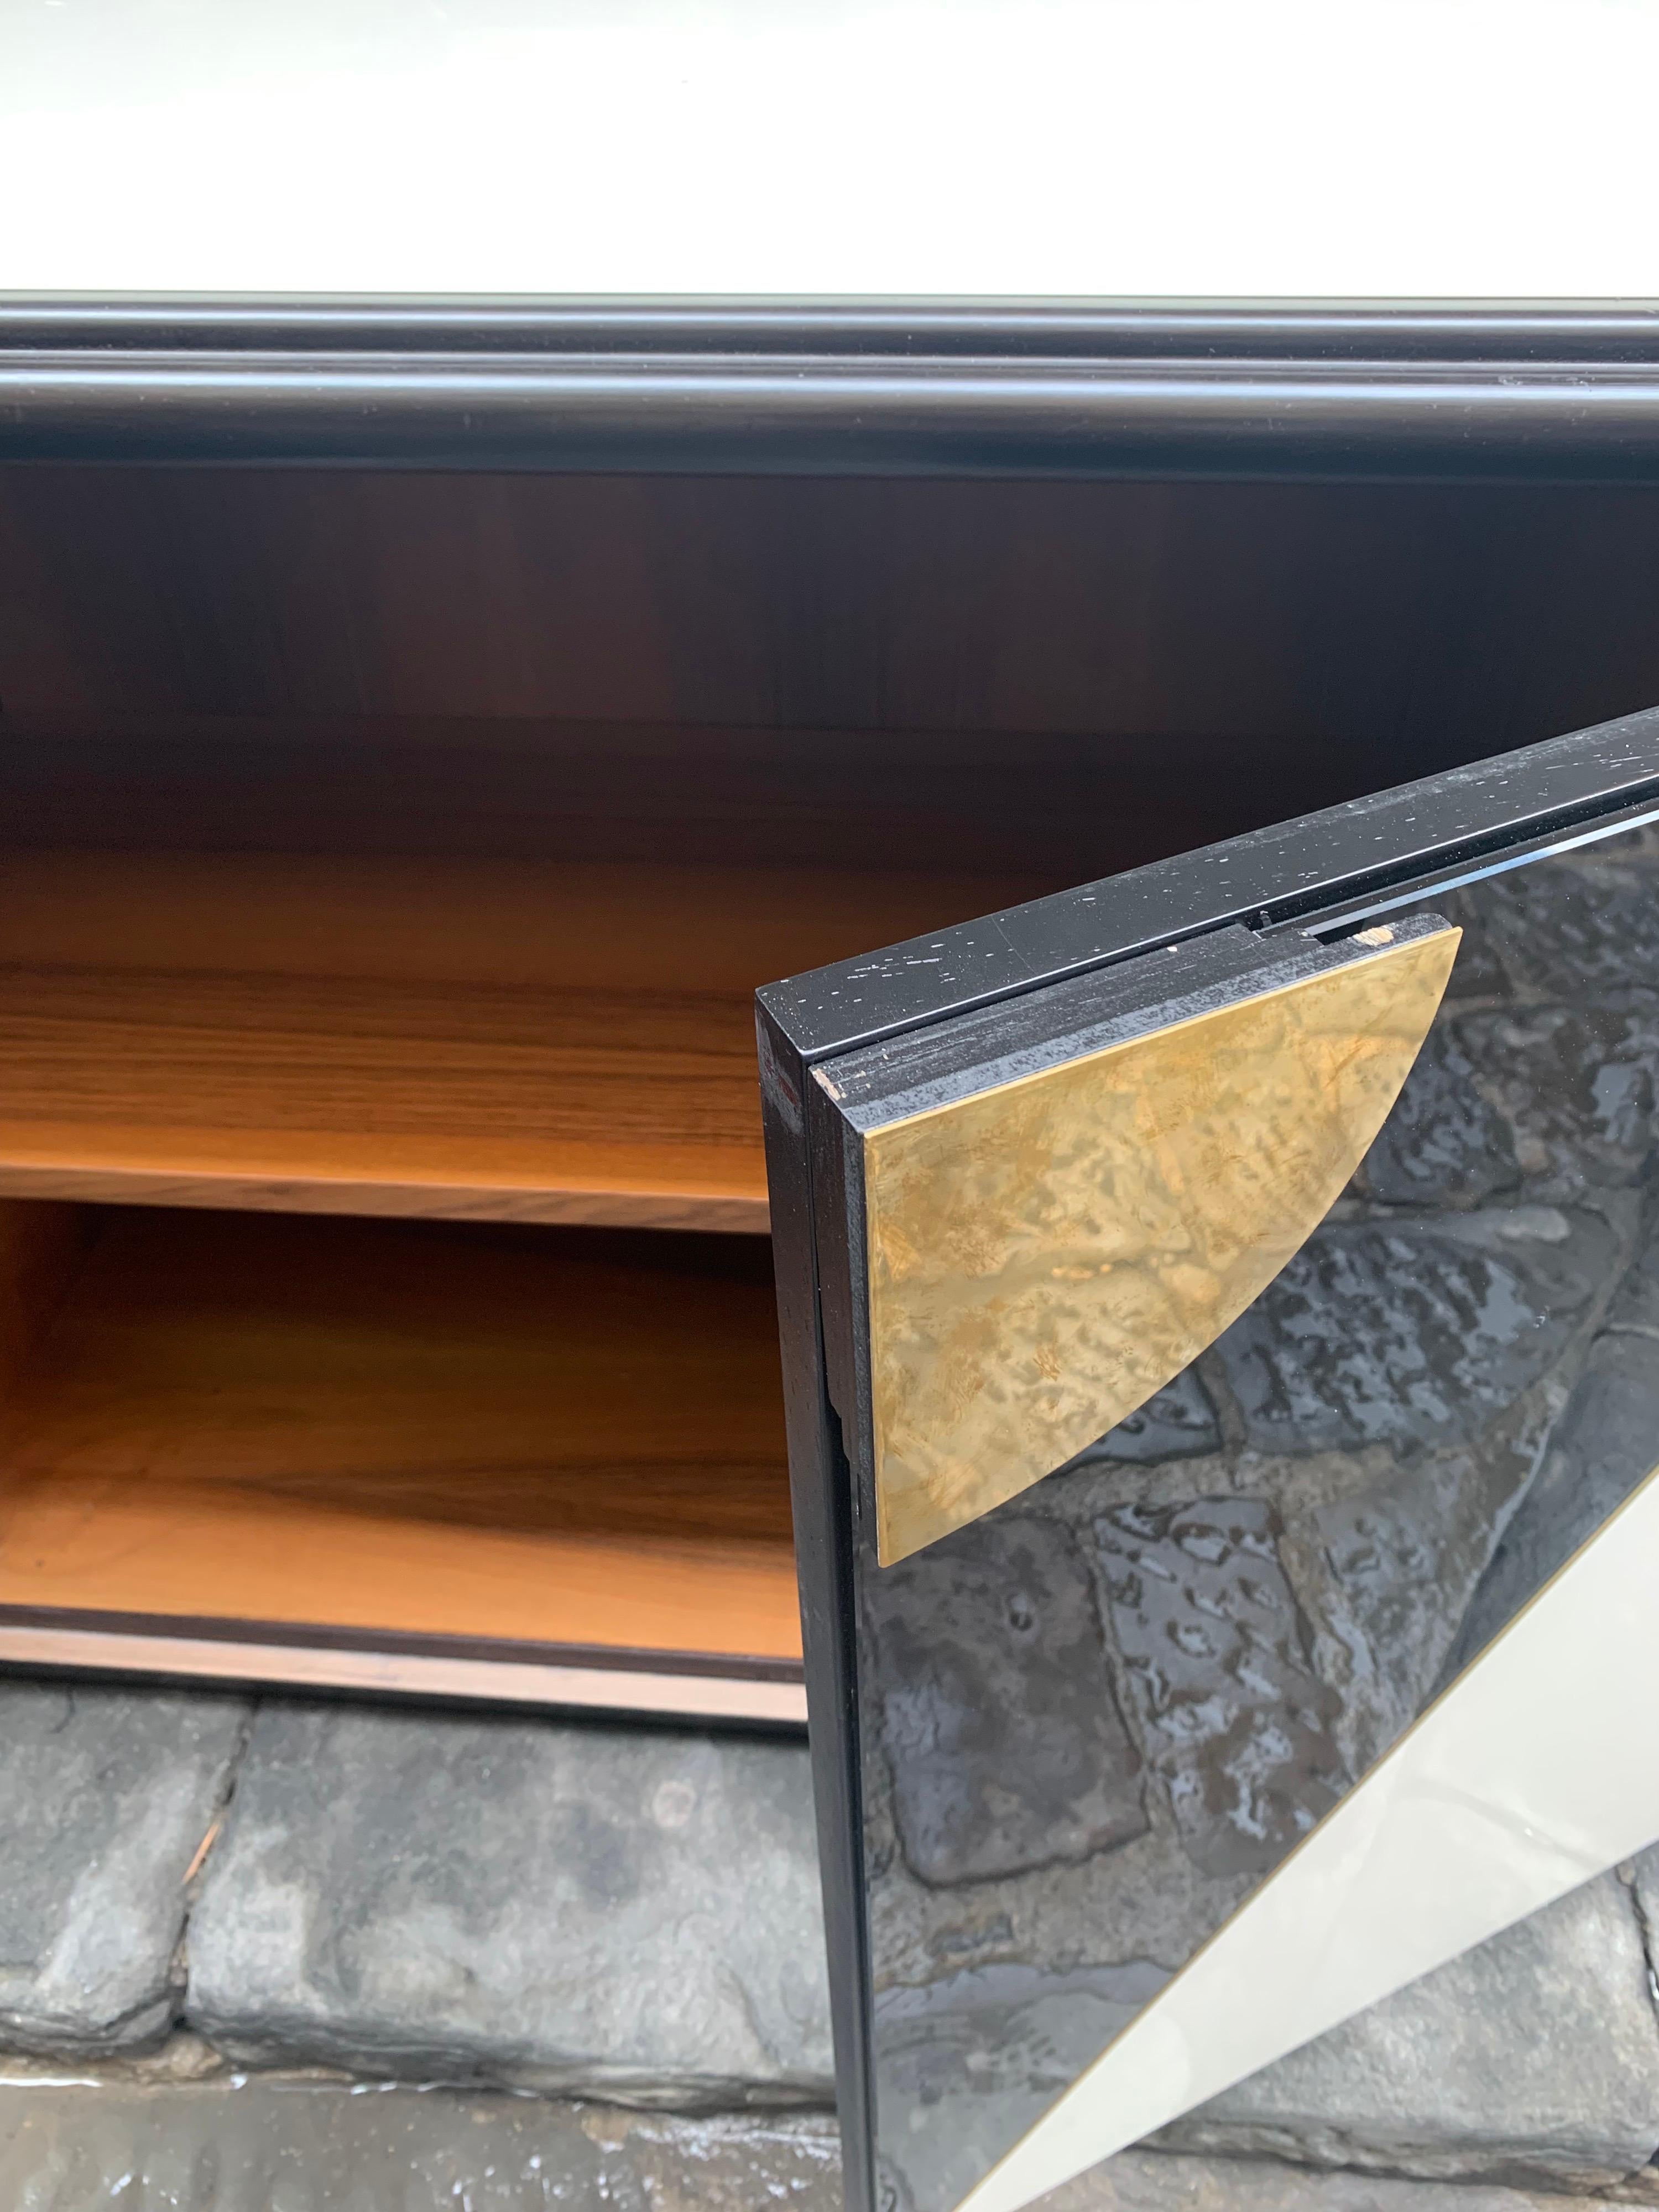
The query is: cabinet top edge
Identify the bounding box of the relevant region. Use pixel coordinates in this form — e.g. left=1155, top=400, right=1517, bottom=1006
left=757, top=706, right=1659, bottom=1063
left=8, top=296, right=1659, bottom=360
left=15, top=299, right=1659, bottom=472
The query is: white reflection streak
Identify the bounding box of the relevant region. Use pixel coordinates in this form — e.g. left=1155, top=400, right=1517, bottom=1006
left=956, top=1457, right=1659, bottom=2212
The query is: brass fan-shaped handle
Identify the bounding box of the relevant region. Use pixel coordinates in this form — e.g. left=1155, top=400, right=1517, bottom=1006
left=858, top=922, right=1460, bottom=1564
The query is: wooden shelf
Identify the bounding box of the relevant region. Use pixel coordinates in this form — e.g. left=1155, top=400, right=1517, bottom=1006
left=0, top=849, right=1055, bottom=1234
left=0, top=1205, right=801, bottom=1714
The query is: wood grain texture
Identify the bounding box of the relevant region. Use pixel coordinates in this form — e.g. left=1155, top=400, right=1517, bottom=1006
left=6, top=470, right=1659, bottom=763
left=0, top=1198, right=93, bottom=1411
left=0, top=714, right=1252, bottom=880
left=0, top=851, right=1056, bottom=1229
left=0, top=1209, right=801, bottom=1663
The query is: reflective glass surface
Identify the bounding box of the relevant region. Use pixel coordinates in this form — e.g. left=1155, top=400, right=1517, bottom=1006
left=855, top=823, right=1659, bottom=2212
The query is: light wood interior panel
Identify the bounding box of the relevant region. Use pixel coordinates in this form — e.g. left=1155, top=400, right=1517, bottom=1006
left=0, top=1207, right=799, bottom=1666
left=0, top=849, right=1068, bottom=1229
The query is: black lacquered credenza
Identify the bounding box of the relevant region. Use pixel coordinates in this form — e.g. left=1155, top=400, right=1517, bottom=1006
left=5, top=300, right=1659, bottom=2211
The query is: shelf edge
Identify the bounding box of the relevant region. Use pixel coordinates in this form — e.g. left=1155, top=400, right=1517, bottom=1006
left=0, top=1617, right=807, bottom=1724
left=0, top=1161, right=771, bottom=1234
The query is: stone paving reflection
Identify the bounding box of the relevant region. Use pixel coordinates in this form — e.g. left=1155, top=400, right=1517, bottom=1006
left=861, top=828, right=1659, bottom=2211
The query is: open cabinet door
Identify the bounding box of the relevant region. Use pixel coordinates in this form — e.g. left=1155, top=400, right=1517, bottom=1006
left=758, top=704, right=1659, bottom=2212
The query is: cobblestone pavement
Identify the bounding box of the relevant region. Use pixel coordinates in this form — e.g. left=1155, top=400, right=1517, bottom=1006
left=4, top=1668, right=1659, bottom=2207
left=0, top=2056, right=843, bottom=2212
left=0, top=2057, right=1652, bottom=2212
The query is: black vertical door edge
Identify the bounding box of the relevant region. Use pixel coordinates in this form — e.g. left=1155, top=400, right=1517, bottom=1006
left=756, top=701, right=1659, bottom=2212
left=757, top=1008, right=878, bottom=2198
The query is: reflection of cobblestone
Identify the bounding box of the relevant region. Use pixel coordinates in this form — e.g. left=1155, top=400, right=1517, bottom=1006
left=875, top=1958, right=1170, bottom=2212
left=1423, top=885, right=1514, bottom=1001
left=1353, top=1030, right=1519, bottom=1207
left=1447, top=1328, right=1659, bottom=1683
left=1058, top=1369, right=1222, bottom=1467
left=858, top=828, right=1659, bottom=2212
left=1097, top=1499, right=1345, bottom=1877
left=1214, top=1210, right=1613, bottom=1455
left=1472, top=856, right=1659, bottom=998
left=1455, top=999, right=1659, bottom=1192
left=862, top=1518, right=1146, bottom=1886
left=1308, top=1405, right=1550, bottom=1778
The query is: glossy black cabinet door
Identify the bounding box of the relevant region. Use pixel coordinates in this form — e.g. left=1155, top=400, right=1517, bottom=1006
left=758, top=705, right=1659, bottom=2212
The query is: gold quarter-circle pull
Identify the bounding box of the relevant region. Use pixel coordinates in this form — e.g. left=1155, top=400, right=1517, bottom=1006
left=863, top=924, right=1461, bottom=1564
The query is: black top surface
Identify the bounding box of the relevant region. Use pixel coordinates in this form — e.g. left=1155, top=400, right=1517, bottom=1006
left=7, top=298, right=1659, bottom=359
left=813, top=915, right=1452, bottom=1133
left=758, top=705, right=1659, bottom=1062
left=11, top=300, right=1659, bottom=471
